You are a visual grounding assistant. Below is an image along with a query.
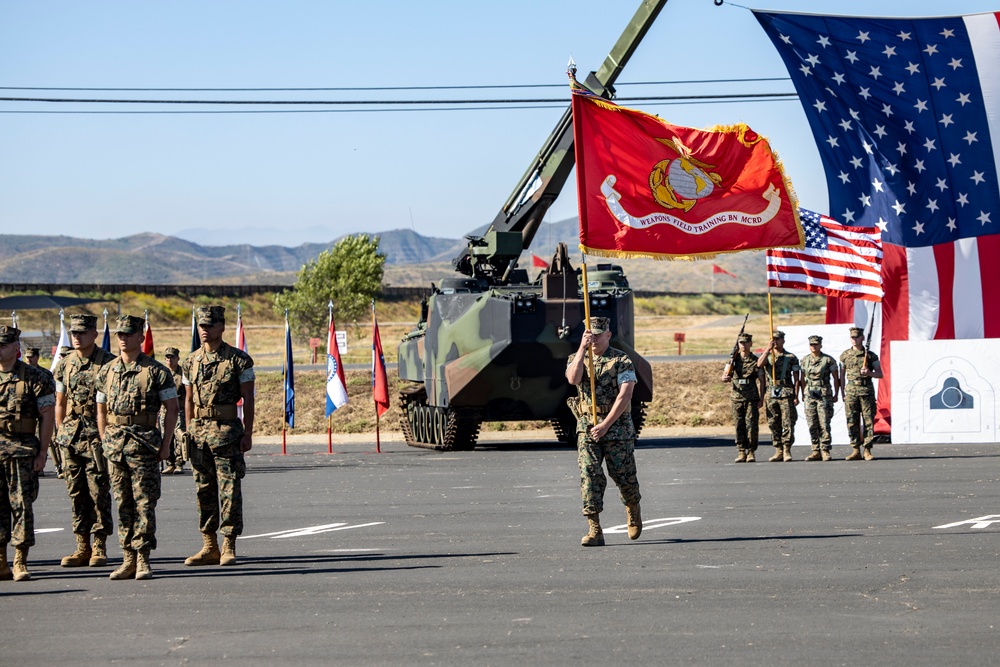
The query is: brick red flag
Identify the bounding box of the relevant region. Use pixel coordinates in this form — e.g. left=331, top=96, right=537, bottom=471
left=531, top=254, right=549, bottom=269
left=712, top=264, right=737, bottom=278
left=571, top=88, right=803, bottom=259
left=142, top=318, right=154, bottom=356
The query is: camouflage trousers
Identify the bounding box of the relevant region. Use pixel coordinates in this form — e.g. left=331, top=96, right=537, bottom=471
left=577, top=435, right=641, bottom=516
left=844, top=390, right=877, bottom=449
left=0, top=456, right=38, bottom=547
left=730, top=400, right=759, bottom=452
left=192, top=447, right=246, bottom=536
left=765, top=397, right=798, bottom=449
left=109, top=455, right=162, bottom=552
left=804, top=397, right=834, bottom=450
left=62, top=446, right=113, bottom=538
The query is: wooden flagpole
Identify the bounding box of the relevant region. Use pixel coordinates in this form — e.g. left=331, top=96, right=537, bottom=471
left=580, top=257, right=598, bottom=426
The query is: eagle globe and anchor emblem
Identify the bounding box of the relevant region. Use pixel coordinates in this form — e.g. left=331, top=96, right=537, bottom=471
left=648, top=136, right=725, bottom=212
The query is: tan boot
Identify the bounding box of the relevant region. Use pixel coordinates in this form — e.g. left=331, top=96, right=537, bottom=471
left=185, top=533, right=221, bottom=566
left=0, top=545, right=12, bottom=581
left=220, top=535, right=238, bottom=566
left=581, top=514, right=605, bottom=547
left=746, top=450, right=756, bottom=463
left=135, top=549, right=152, bottom=580
left=734, top=451, right=747, bottom=463
left=626, top=504, right=642, bottom=540
left=163, top=464, right=176, bottom=475
left=821, top=450, right=832, bottom=461
left=805, top=449, right=822, bottom=461
left=863, top=446, right=875, bottom=461
left=782, top=445, right=793, bottom=462
left=768, top=447, right=783, bottom=462
left=61, top=533, right=92, bottom=567
left=13, top=545, right=31, bottom=581
left=110, top=549, right=137, bottom=580
left=89, top=535, right=108, bottom=567
left=846, top=447, right=863, bottom=461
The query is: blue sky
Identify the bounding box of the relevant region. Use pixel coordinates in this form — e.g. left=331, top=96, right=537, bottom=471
left=2, top=0, right=998, bottom=246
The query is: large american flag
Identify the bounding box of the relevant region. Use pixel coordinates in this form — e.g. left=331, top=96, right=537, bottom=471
left=767, top=208, right=883, bottom=301
left=756, top=10, right=1000, bottom=433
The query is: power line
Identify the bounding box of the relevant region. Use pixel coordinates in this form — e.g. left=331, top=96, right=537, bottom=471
left=0, top=77, right=791, bottom=93
left=0, top=92, right=797, bottom=106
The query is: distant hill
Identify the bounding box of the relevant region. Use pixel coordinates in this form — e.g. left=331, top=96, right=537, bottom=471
left=0, top=217, right=769, bottom=292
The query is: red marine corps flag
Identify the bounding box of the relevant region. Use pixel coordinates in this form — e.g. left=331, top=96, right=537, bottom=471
left=570, top=73, right=804, bottom=259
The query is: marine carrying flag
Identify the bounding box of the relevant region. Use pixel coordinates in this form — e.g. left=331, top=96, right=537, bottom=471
left=283, top=314, right=295, bottom=429
left=757, top=10, right=1000, bottom=433
left=570, top=82, right=803, bottom=259
left=325, top=305, right=349, bottom=417
left=767, top=209, right=884, bottom=301
left=372, top=303, right=389, bottom=418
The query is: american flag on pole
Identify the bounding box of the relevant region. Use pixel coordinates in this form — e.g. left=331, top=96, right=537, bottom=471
left=756, top=10, right=1000, bottom=433
left=767, top=208, right=883, bottom=301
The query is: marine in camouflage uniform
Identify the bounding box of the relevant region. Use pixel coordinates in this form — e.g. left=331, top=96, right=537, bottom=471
left=23, top=347, right=59, bottom=479
left=161, top=346, right=187, bottom=475
left=96, top=315, right=178, bottom=581
left=565, top=317, right=641, bottom=547
left=839, top=326, right=883, bottom=461
left=0, top=325, right=56, bottom=581
left=181, top=306, right=255, bottom=567
left=757, top=330, right=801, bottom=462
left=54, top=314, right=116, bottom=567
left=800, top=335, right=841, bottom=461
left=721, top=333, right=764, bottom=463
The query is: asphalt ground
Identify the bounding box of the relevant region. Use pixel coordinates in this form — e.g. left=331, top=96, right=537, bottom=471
left=4, top=430, right=999, bottom=666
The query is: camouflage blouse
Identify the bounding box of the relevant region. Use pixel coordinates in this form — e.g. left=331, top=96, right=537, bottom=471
left=55, top=347, right=116, bottom=451
left=0, top=360, right=56, bottom=458
left=801, top=352, right=838, bottom=396
left=181, top=342, right=254, bottom=454
left=840, top=347, right=880, bottom=395
left=567, top=346, right=637, bottom=440
left=729, top=352, right=761, bottom=402
left=761, top=351, right=800, bottom=399
left=95, top=354, right=177, bottom=461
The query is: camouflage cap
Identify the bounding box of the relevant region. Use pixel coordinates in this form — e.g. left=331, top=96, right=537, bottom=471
left=808, top=335, right=823, bottom=345
left=24, top=347, right=40, bottom=358
left=849, top=326, right=865, bottom=337
left=737, top=333, right=753, bottom=343
left=69, top=313, right=98, bottom=333
left=590, top=317, right=611, bottom=335
left=58, top=345, right=73, bottom=355
left=196, top=305, right=226, bottom=326
left=0, top=325, right=21, bottom=344
left=113, top=314, right=145, bottom=335
left=772, top=330, right=785, bottom=339
left=164, top=346, right=180, bottom=357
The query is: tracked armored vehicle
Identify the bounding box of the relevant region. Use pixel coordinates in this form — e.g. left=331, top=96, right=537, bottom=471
left=397, top=0, right=668, bottom=450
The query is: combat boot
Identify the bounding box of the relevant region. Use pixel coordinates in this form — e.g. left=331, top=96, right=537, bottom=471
left=845, top=447, right=863, bottom=461
left=90, top=535, right=108, bottom=566
left=782, top=445, right=793, bottom=462
left=135, top=549, right=152, bottom=580
left=805, top=449, right=822, bottom=461
left=581, top=514, right=605, bottom=547
left=768, top=447, right=783, bottom=462
left=109, top=549, right=137, bottom=580
left=0, top=545, right=12, bottom=581
left=220, top=535, right=238, bottom=566
left=863, top=446, right=875, bottom=461
left=13, top=545, right=31, bottom=581
left=61, top=533, right=92, bottom=567
left=163, top=464, right=177, bottom=475
left=746, top=450, right=756, bottom=463
left=626, top=504, right=642, bottom=540
left=821, top=450, right=833, bottom=461
left=734, top=450, right=747, bottom=463
left=185, top=532, right=221, bottom=566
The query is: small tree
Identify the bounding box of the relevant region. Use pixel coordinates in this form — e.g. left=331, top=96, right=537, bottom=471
left=275, top=235, right=386, bottom=338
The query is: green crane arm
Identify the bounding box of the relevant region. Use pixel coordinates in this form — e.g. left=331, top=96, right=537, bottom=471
left=454, top=0, right=670, bottom=283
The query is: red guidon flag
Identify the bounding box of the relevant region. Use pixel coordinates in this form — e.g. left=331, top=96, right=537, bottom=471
left=571, top=86, right=803, bottom=259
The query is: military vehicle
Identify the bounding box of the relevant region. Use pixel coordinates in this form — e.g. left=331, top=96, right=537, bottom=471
left=397, top=0, right=668, bottom=450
